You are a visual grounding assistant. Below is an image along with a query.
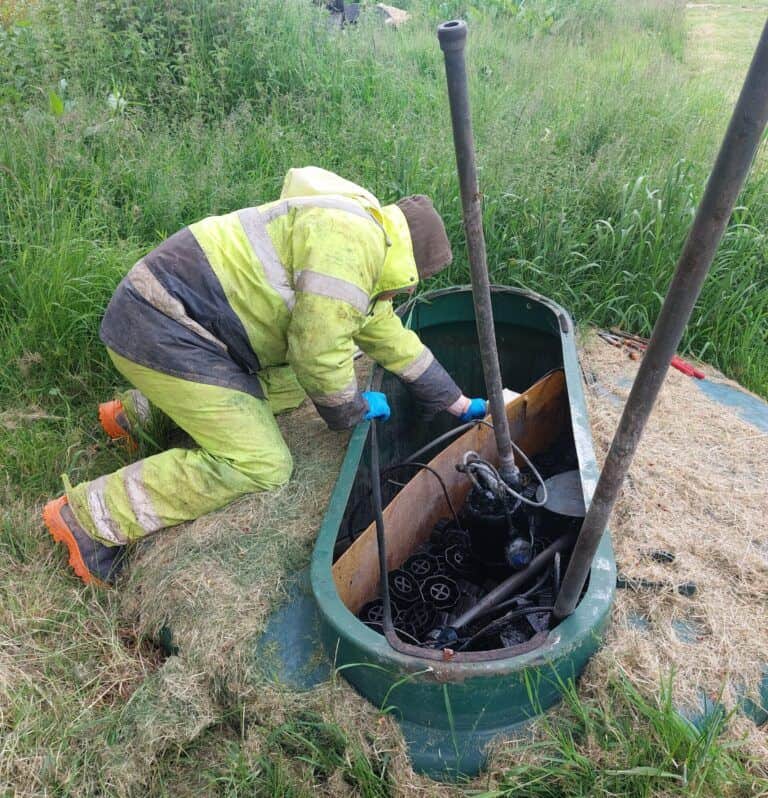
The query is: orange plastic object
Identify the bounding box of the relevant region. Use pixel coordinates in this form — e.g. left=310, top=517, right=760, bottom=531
left=42, top=495, right=104, bottom=586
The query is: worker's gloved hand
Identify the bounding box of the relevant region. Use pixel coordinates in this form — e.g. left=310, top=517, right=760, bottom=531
left=459, top=397, right=488, bottom=423
left=362, top=391, right=391, bottom=421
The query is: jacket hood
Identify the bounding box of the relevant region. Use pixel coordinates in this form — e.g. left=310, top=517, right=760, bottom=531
left=281, top=166, right=382, bottom=215
left=378, top=203, right=418, bottom=294
left=281, top=167, right=418, bottom=296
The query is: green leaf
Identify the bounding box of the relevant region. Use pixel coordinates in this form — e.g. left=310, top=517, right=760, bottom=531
left=48, top=90, right=64, bottom=118
left=605, top=766, right=683, bottom=780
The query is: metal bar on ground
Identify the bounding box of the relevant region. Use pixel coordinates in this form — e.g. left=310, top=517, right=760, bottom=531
left=437, top=19, right=519, bottom=485
left=553, top=18, right=768, bottom=621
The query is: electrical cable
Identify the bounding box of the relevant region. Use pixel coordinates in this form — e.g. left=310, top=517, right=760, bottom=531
left=401, top=419, right=495, bottom=465
left=343, top=418, right=486, bottom=548
left=380, top=462, right=462, bottom=529
left=400, top=419, right=546, bottom=513
left=467, top=567, right=552, bottom=624
left=457, top=605, right=555, bottom=651
left=368, top=418, right=557, bottom=659
left=337, top=419, right=478, bottom=551
left=461, top=445, right=549, bottom=508
left=363, top=623, right=423, bottom=646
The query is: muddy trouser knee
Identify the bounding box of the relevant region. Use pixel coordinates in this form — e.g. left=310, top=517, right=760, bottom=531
left=114, top=387, right=178, bottom=446
left=118, top=362, right=306, bottom=437
left=65, top=350, right=293, bottom=545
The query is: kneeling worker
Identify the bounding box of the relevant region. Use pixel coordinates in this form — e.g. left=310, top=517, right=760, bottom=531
left=43, top=167, right=488, bottom=585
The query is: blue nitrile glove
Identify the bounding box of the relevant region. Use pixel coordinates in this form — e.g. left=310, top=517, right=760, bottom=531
left=459, top=397, right=487, bottom=423
left=362, top=391, right=391, bottom=421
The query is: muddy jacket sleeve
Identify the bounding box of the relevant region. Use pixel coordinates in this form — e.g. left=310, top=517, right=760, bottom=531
left=286, top=209, right=384, bottom=430
left=354, top=301, right=462, bottom=415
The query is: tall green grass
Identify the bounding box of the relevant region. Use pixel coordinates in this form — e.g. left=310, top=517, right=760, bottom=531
left=1, top=0, right=766, bottom=477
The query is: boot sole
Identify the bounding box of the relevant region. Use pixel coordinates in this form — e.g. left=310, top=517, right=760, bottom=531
left=42, top=496, right=107, bottom=587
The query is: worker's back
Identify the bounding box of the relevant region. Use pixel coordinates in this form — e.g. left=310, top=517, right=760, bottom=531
left=99, top=167, right=419, bottom=402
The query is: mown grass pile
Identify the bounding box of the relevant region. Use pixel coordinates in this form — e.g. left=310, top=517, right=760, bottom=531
left=2, top=0, right=767, bottom=795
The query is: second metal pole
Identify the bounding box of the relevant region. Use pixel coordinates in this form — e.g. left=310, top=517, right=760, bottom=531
left=438, top=19, right=518, bottom=484
left=553, top=18, right=768, bottom=620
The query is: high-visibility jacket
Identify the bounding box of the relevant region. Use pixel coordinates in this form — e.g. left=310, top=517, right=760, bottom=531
left=100, top=167, right=461, bottom=429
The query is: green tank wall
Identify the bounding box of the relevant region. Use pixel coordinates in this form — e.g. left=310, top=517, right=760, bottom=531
left=311, top=286, right=616, bottom=779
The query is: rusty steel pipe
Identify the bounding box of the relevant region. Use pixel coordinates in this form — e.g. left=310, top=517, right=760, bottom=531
left=437, top=19, right=519, bottom=485
left=553, top=18, right=768, bottom=621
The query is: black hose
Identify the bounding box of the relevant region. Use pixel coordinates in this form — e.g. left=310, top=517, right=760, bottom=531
left=468, top=567, right=552, bottom=624
left=449, top=532, right=575, bottom=631
left=368, top=418, right=563, bottom=658
left=457, top=605, right=555, bottom=651
left=370, top=421, right=422, bottom=656
left=380, top=462, right=462, bottom=529
left=402, top=419, right=494, bottom=465
left=370, top=420, right=394, bottom=634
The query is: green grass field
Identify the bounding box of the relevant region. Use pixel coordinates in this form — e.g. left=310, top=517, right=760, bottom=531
left=1, top=0, right=768, bottom=795
left=687, top=0, right=767, bottom=93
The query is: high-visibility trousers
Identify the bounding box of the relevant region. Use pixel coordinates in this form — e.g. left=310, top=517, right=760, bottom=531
left=65, top=350, right=305, bottom=546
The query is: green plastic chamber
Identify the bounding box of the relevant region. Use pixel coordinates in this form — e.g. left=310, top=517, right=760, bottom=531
left=310, top=286, right=616, bottom=779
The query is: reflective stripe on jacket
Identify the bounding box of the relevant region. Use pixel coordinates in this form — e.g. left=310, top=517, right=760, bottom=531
left=100, top=167, right=461, bottom=429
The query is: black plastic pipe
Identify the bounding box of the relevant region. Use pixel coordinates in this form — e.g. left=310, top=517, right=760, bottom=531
left=371, top=419, right=429, bottom=657
left=437, top=19, right=519, bottom=486
left=553, top=18, right=768, bottom=621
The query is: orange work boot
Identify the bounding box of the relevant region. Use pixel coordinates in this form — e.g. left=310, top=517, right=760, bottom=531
left=98, top=399, right=137, bottom=449
left=42, top=496, right=126, bottom=586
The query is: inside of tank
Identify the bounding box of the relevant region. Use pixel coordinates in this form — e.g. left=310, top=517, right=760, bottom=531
left=331, top=310, right=588, bottom=657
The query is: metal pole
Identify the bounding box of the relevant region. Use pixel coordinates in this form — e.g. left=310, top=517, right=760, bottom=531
left=553, top=19, right=768, bottom=621
left=437, top=19, right=519, bottom=485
